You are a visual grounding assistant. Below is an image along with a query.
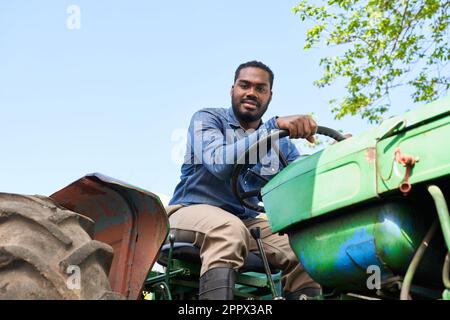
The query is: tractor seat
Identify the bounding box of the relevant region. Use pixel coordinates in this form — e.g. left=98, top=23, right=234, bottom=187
left=158, top=242, right=279, bottom=274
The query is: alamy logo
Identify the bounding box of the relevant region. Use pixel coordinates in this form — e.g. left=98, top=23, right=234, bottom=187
left=366, top=265, right=381, bottom=290
left=66, top=265, right=81, bottom=290
left=66, top=5, right=81, bottom=30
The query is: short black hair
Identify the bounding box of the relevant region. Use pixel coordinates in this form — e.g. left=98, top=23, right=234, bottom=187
left=234, top=60, right=274, bottom=89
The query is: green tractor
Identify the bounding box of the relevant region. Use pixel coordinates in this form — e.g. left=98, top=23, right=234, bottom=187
left=1, top=96, right=449, bottom=300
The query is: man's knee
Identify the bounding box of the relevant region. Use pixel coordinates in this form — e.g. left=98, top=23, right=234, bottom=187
left=200, top=222, right=249, bottom=275
left=202, top=218, right=250, bottom=251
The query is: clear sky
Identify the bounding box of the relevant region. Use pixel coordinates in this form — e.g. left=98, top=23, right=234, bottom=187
left=0, top=1, right=416, bottom=199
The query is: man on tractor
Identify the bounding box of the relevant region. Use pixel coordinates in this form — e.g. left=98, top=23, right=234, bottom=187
left=167, top=60, right=321, bottom=300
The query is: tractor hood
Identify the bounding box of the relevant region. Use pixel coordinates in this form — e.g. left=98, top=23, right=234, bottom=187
left=262, top=96, right=450, bottom=233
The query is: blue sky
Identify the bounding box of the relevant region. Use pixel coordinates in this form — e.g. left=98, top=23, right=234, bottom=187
left=0, top=1, right=416, bottom=199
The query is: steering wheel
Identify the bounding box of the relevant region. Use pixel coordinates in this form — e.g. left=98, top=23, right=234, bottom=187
left=231, top=126, right=347, bottom=213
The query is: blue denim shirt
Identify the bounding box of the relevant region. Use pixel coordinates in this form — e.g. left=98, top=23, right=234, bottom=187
left=169, top=107, right=300, bottom=219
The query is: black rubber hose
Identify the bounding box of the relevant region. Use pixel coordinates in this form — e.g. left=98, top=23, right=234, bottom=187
left=400, top=220, right=438, bottom=300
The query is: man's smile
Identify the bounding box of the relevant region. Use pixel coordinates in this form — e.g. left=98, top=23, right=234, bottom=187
left=241, top=99, right=259, bottom=110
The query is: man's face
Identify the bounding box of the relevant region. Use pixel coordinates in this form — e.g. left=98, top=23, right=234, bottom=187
left=231, top=67, right=272, bottom=123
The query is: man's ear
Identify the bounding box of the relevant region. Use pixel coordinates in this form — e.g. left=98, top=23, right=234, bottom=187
left=230, top=85, right=234, bottom=97
left=268, top=90, right=273, bottom=104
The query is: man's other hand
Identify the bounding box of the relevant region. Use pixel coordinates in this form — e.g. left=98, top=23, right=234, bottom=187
left=276, top=115, right=317, bottom=143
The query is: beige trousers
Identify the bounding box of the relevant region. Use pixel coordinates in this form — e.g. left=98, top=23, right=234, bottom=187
left=168, top=204, right=319, bottom=293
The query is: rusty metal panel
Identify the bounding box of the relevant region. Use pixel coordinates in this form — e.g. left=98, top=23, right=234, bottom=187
left=50, top=173, right=169, bottom=300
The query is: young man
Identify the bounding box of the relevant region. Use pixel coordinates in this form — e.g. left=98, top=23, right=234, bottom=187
left=168, top=60, right=320, bottom=300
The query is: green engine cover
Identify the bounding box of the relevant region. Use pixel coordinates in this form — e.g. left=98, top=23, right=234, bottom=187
left=261, top=96, right=450, bottom=292
left=262, top=96, right=450, bottom=233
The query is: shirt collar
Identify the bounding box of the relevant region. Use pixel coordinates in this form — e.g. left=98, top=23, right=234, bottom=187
left=227, top=107, right=241, bottom=128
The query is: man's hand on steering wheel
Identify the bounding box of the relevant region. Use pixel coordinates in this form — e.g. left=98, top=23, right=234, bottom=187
left=276, top=115, right=318, bottom=143
left=231, top=123, right=349, bottom=213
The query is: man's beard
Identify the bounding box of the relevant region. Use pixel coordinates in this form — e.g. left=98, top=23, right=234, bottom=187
left=231, top=96, right=269, bottom=123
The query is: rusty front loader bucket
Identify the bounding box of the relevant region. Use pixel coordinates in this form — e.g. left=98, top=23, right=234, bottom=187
left=50, top=173, right=169, bottom=300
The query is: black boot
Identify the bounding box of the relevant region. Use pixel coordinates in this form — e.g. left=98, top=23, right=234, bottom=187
left=198, top=267, right=237, bottom=300
left=284, top=287, right=322, bottom=300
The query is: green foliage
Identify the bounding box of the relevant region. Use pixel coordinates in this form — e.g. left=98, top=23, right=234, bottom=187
left=294, top=0, right=450, bottom=123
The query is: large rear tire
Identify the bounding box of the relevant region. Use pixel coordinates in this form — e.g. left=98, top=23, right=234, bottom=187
left=0, top=193, right=122, bottom=299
